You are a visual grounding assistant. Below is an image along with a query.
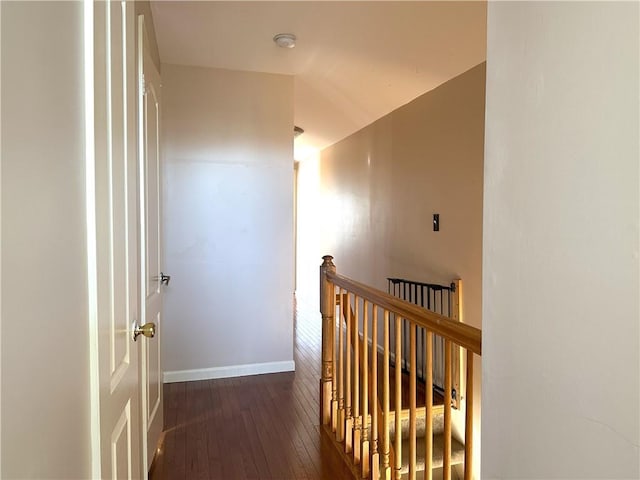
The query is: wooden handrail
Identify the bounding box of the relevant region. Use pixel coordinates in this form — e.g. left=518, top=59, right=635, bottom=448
left=326, top=271, right=481, bottom=355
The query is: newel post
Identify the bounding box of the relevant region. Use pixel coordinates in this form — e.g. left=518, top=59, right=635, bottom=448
left=320, top=255, right=336, bottom=426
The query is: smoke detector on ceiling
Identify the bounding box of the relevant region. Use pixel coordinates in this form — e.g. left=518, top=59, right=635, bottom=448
left=273, top=33, right=296, bottom=49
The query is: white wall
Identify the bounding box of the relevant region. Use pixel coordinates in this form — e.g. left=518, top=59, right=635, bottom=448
left=1, top=2, right=92, bottom=478
left=483, top=2, right=639, bottom=478
left=295, top=153, right=321, bottom=309
left=162, top=64, right=295, bottom=381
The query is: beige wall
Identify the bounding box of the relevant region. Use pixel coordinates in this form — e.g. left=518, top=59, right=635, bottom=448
left=315, top=63, right=485, bottom=329
left=1, top=2, right=92, bottom=478
left=483, top=2, right=639, bottom=478
left=162, top=64, right=295, bottom=381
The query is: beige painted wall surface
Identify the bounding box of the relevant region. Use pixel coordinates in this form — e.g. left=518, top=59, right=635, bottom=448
left=316, top=63, right=485, bottom=328
left=1, top=2, right=91, bottom=478
left=162, top=64, right=295, bottom=377
left=483, top=2, right=639, bottom=478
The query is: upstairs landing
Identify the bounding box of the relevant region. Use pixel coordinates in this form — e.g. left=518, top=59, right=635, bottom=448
left=150, top=301, right=354, bottom=479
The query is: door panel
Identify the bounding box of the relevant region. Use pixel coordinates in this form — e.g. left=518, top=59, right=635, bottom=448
left=111, top=402, right=133, bottom=478
left=92, top=1, right=141, bottom=478
left=139, top=14, right=164, bottom=470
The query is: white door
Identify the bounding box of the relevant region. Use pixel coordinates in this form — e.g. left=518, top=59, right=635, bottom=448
left=90, top=1, right=142, bottom=478
left=139, top=15, right=164, bottom=470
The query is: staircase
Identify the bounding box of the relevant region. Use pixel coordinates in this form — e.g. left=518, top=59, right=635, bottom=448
left=389, top=407, right=464, bottom=475
left=319, top=256, right=481, bottom=480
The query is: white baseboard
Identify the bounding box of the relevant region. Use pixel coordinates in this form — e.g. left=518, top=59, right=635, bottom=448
left=163, top=360, right=296, bottom=384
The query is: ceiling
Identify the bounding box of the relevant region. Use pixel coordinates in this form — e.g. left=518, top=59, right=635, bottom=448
left=150, top=1, right=487, bottom=160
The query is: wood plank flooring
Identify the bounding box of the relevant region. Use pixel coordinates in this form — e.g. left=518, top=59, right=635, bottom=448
left=150, top=300, right=355, bottom=480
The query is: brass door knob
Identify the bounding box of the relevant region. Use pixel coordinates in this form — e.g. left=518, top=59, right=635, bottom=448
left=133, top=322, right=156, bottom=341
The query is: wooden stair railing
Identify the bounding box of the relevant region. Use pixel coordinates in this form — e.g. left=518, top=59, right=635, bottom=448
left=320, top=256, right=482, bottom=480
left=337, top=291, right=396, bottom=479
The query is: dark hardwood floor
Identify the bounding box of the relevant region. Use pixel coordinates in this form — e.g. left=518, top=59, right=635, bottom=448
left=150, top=300, right=355, bottom=480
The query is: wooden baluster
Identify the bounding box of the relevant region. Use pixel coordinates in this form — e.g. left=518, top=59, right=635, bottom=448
left=409, top=323, right=417, bottom=480
left=383, top=310, right=391, bottom=480
left=394, top=316, right=402, bottom=480
left=425, top=331, right=433, bottom=480
left=337, top=289, right=346, bottom=442
left=320, top=256, right=335, bottom=426
left=370, top=306, right=380, bottom=480
left=345, top=292, right=353, bottom=454
left=464, top=350, right=474, bottom=480
left=332, top=284, right=338, bottom=433
left=353, top=296, right=361, bottom=465
left=361, top=300, right=370, bottom=477
left=443, top=340, right=452, bottom=480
